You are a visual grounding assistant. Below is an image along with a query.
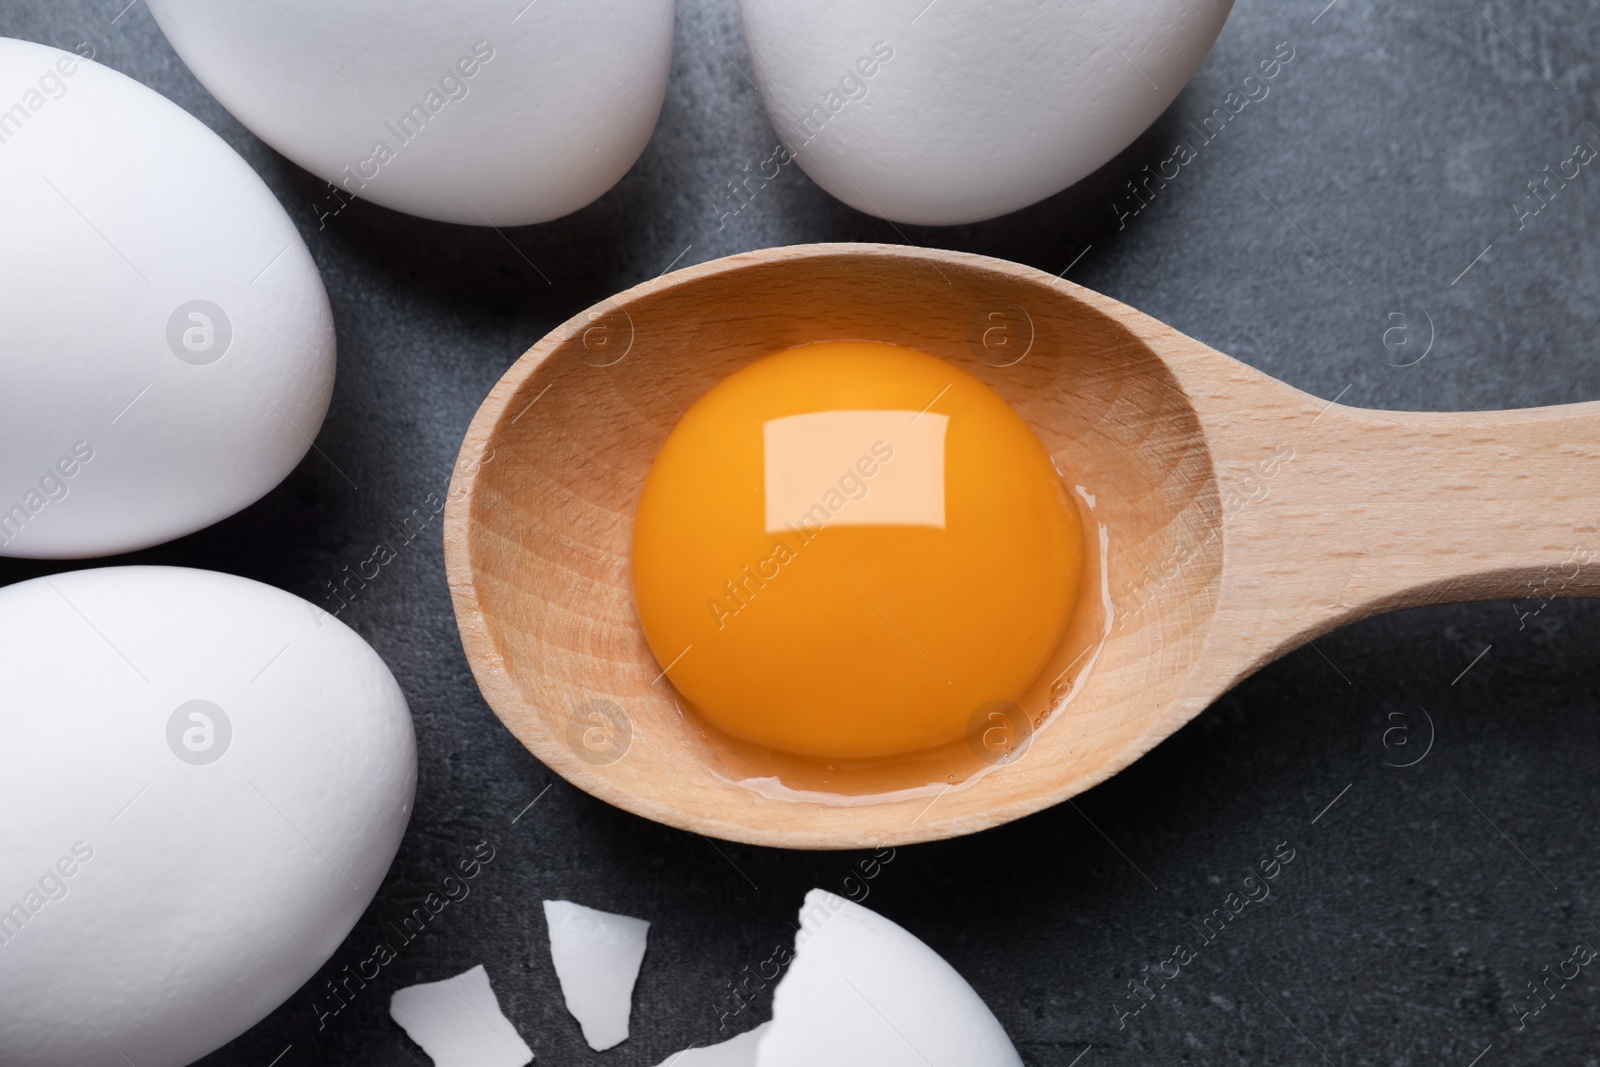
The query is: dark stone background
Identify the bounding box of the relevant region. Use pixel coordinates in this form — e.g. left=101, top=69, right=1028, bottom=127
left=5, top=1, right=1600, bottom=1064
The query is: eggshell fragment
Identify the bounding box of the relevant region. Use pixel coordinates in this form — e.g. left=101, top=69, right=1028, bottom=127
left=390, top=965, right=534, bottom=1067
left=145, top=0, right=675, bottom=225
left=739, top=0, right=1234, bottom=225
left=0, top=37, right=334, bottom=559
left=0, top=566, right=415, bottom=1067
left=757, top=890, right=1022, bottom=1067
left=657, top=1022, right=771, bottom=1066
left=543, top=899, right=651, bottom=1050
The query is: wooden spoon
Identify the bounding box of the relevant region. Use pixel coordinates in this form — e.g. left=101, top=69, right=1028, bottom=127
left=444, top=243, right=1600, bottom=849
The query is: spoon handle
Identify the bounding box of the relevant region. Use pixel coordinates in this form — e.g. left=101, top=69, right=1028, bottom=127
left=1207, top=396, right=1600, bottom=678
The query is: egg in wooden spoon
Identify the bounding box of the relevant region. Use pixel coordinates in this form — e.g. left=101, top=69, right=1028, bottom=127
left=446, top=244, right=1600, bottom=848
left=631, top=340, right=1084, bottom=762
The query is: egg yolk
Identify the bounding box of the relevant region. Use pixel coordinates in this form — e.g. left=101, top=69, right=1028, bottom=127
left=631, top=341, right=1081, bottom=761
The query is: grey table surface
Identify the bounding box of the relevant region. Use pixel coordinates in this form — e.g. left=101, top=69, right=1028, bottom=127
left=5, top=1, right=1600, bottom=1064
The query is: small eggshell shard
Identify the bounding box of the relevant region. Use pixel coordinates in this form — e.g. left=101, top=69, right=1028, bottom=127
left=543, top=899, right=651, bottom=1050
left=390, top=965, right=534, bottom=1067
left=656, top=1022, right=771, bottom=1067
left=0, top=566, right=416, bottom=1067
left=757, top=890, right=1022, bottom=1067
left=0, top=37, right=335, bottom=559
left=738, top=0, right=1234, bottom=225
left=144, top=0, right=675, bottom=225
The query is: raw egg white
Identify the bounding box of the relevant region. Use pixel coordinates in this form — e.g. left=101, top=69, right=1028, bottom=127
left=0, top=567, right=416, bottom=1067
left=739, top=0, right=1234, bottom=224
left=0, top=37, right=333, bottom=560
left=145, top=0, right=675, bottom=225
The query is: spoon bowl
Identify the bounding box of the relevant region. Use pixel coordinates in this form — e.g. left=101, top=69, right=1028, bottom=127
left=445, top=243, right=1600, bottom=848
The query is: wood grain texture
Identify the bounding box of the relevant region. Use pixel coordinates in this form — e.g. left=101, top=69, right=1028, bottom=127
left=443, top=243, right=1600, bottom=849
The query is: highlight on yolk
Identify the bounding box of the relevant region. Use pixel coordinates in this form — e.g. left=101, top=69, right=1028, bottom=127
left=630, top=341, right=1082, bottom=761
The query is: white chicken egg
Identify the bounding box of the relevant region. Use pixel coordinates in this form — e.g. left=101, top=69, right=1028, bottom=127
left=0, top=566, right=416, bottom=1067
left=757, top=890, right=1022, bottom=1067
left=144, top=0, right=675, bottom=226
left=0, top=37, right=334, bottom=560
left=739, top=0, right=1234, bottom=225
